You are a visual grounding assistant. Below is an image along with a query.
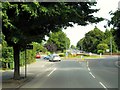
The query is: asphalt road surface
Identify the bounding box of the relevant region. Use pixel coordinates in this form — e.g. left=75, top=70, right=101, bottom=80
left=19, top=56, right=119, bottom=89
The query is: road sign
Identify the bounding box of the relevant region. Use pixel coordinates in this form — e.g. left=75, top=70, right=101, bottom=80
left=26, top=45, right=33, bottom=49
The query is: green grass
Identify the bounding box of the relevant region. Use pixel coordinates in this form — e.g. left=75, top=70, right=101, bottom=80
left=62, top=55, right=104, bottom=60
left=76, top=55, right=104, bottom=59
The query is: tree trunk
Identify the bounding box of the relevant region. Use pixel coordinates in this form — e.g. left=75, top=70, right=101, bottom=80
left=13, top=44, right=20, bottom=80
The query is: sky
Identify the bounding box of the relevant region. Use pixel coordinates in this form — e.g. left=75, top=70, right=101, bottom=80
left=63, top=0, right=120, bottom=46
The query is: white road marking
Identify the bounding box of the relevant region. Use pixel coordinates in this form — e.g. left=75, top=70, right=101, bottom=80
left=99, top=82, right=107, bottom=89
left=89, top=72, right=95, bottom=78
left=47, top=68, right=56, bottom=77
left=87, top=61, right=89, bottom=67
left=41, top=65, right=45, bottom=68
left=88, top=67, right=90, bottom=71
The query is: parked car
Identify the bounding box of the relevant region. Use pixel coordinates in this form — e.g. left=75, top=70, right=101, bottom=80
left=36, top=53, right=41, bottom=58
left=49, top=54, right=61, bottom=62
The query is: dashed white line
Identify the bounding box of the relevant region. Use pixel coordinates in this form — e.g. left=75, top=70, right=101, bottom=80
left=86, top=61, right=107, bottom=89
left=89, top=72, right=95, bottom=78
left=88, top=67, right=90, bottom=71
left=99, top=82, right=107, bottom=89
left=47, top=68, right=56, bottom=77
left=87, top=61, right=89, bottom=67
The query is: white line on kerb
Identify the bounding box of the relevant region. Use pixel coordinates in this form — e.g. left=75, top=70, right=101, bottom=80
left=47, top=68, right=56, bottom=77
left=99, top=82, right=107, bottom=89
left=89, top=72, right=95, bottom=78
left=88, top=67, right=90, bottom=71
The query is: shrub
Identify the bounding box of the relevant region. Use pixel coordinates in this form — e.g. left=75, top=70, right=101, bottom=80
left=97, top=50, right=104, bottom=54
left=59, top=53, right=65, bottom=57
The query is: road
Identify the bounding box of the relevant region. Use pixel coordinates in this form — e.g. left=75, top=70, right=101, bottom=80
left=18, top=56, right=119, bottom=89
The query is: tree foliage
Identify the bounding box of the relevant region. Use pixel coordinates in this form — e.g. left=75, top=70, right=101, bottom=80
left=46, top=31, right=70, bottom=52
left=82, top=27, right=105, bottom=53
left=101, top=29, right=118, bottom=52
left=44, top=42, right=57, bottom=53
left=71, top=45, right=76, bottom=49
left=2, top=2, right=103, bottom=47
left=109, top=9, right=120, bottom=50
left=97, top=43, right=109, bottom=52
left=76, top=37, right=84, bottom=50
left=77, top=27, right=118, bottom=53
left=32, top=42, right=47, bottom=53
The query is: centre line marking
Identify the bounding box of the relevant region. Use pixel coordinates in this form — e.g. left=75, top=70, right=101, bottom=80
left=89, top=72, right=95, bottom=78
left=88, top=67, right=90, bottom=71
left=87, top=61, right=89, bottom=67
left=99, top=82, right=107, bottom=89
left=47, top=68, right=56, bottom=77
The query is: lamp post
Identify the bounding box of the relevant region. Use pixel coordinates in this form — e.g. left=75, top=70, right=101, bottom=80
left=66, top=41, right=67, bottom=58
left=104, top=25, right=112, bottom=55
left=110, top=36, right=112, bottom=55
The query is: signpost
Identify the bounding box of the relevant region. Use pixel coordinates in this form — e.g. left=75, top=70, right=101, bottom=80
left=26, top=45, right=33, bottom=49
left=25, top=45, right=33, bottom=78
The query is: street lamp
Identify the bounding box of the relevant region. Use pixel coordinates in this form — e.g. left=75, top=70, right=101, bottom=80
left=110, top=36, right=112, bottom=55
left=66, top=41, right=67, bottom=58
left=104, top=25, right=112, bottom=55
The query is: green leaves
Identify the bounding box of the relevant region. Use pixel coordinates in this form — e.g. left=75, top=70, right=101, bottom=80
left=77, top=27, right=105, bottom=53
left=77, top=27, right=118, bottom=53
left=109, top=9, right=120, bottom=50
left=97, top=43, right=109, bottom=51
left=46, top=31, right=70, bottom=52
left=2, top=2, right=103, bottom=48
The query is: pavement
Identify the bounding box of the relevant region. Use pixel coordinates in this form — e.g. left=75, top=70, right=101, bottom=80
left=1, top=59, right=55, bottom=89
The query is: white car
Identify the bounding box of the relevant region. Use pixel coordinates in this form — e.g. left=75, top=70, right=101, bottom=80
left=49, top=54, right=61, bottom=62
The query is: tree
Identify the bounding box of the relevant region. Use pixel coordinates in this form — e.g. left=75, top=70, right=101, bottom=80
left=71, top=45, right=76, bottom=49
left=101, top=29, right=118, bottom=52
left=2, top=2, right=103, bottom=79
left=47, top=31, right=70, bottom=52
left=44, top=42, right=57, bottom=53
left=82, top=27, right=105, bottom=53
left=32, top=42, right=47, bottom=53
left=76, top=38, right=84, bottom=50
left=77, top=27, right=104, bottom=53
left=108, top=9, right=120, bottom=50
left=97, top=43, right=109, bottom=54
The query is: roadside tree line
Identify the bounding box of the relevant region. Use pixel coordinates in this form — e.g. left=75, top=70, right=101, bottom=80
left=77, top=26, right=118, bottom=54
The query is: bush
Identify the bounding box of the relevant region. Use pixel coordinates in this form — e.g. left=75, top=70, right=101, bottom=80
left=59, top=53, right=65, bottom=57
left=2, top=47, right=14, bottom=69
left=2, top=47, right=13, bottom=62
left=2, top=46, right=36, bottom=69
left=83, top=54, right=89, bottom=56
left=97, top=50, right=104, bottom=54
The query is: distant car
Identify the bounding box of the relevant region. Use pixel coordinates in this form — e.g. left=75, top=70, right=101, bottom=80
left=36, top=54, right=41, bottom=58
left=49, top=54, right=61, bottom=62
left=43, top=55, right=51, bottom=60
